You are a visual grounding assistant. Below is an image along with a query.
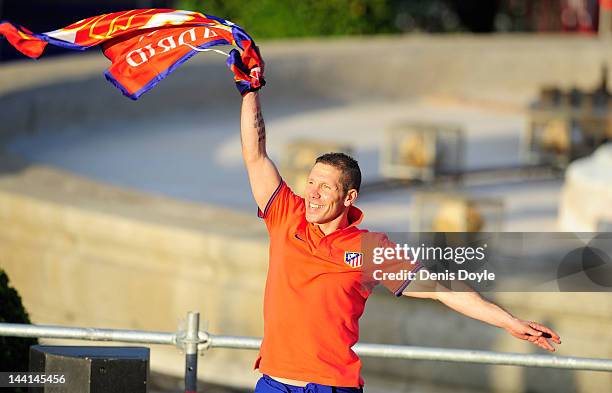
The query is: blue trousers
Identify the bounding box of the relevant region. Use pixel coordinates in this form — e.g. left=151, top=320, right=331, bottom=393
left=254, top=375, right=363, bottom=393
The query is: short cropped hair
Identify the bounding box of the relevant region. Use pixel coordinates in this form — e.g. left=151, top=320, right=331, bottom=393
left=315, top=152, right=361, bottom=193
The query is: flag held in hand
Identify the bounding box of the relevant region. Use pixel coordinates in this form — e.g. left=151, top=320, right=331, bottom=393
left=0, top=9, right=265, bottom=99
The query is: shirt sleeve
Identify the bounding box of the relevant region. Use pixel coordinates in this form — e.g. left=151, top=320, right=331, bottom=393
left=361, top=233, right=422, bottom=297
left=257, top=180, right=304, bottom=230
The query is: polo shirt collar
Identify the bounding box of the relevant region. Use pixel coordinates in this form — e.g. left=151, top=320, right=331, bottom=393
left=346, top=205, right=364, bottom=229
left=308, top=205, right=364, bottom=241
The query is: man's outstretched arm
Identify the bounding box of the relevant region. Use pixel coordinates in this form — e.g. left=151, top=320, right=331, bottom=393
left=241, top=92, right=281, bottom=212
left=403, top=278, right=562, bottom=352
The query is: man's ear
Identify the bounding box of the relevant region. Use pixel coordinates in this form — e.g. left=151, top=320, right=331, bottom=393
left=344, top=189, right=358, bottom=207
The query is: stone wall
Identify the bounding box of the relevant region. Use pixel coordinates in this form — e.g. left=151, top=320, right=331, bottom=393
left=2, top=35, right=612, bottom=138
left=1, top=163, right=610, bottom=392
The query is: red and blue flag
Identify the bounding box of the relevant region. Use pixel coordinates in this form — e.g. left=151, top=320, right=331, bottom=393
left=0, top=9, right=264, bottom=99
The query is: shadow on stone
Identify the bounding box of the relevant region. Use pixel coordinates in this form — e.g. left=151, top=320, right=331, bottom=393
left=522, top=319, right=578, bottom=393
left=150, top=371, right=251, bottom=393
left=0, top=150, right=30, bottom=176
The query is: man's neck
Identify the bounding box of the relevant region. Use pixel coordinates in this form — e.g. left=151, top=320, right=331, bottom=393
left=317, top=209, right=350, bottom=236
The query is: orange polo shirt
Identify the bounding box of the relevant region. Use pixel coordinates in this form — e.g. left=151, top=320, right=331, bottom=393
left=254, top=181, right=420, bottom=387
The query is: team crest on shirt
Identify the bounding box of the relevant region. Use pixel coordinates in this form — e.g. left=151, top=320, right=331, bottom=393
left=344, top=251, right=363, bottom=268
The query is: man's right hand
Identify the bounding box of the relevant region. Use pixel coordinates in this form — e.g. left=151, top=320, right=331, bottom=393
left=227, top=48, right=265, bottom=96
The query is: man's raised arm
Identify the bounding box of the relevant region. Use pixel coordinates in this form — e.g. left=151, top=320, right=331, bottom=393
left=241, top=92, right=282, bottom=212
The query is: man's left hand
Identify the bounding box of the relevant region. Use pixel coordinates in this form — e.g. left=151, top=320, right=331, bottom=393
left=504, top=318, right=562, bottom=352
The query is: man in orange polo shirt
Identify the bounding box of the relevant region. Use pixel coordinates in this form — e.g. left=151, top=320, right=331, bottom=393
left=238, top=90, right=561, bottom=392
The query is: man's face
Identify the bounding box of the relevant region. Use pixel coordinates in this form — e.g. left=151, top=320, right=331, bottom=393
left=304, top=163, right=350, bottom=224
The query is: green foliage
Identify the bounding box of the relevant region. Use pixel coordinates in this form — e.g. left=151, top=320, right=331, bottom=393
left=175, top=0, right=398, bottom=37
left=0, top=269, right=38, bottom=392
left=174, top=0, right=565, bottom=38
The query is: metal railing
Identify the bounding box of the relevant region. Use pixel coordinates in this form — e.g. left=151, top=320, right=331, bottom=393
left=1, top=311, right=612, bottom=392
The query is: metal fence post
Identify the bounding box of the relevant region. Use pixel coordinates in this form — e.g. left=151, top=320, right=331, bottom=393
left=184, top=311, right=200, bottom=393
